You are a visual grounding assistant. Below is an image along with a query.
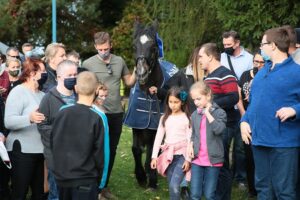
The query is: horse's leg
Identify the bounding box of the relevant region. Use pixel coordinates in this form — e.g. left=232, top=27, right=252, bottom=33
left=132, top=128, right=147, bottom=187
left=144, top=129, right=158, bottom=189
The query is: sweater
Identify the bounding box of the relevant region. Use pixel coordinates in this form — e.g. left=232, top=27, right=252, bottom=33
left=204, top=66, right=239, bottom=126
left=241, top=56, right=300, bottom=147
left=51, top=104, right=105, bottom=187
left=5, top=84, right=44, bottom=153
left=152, top=113, right=191, bottom=160
left=37, top=87, right=75, bottom=170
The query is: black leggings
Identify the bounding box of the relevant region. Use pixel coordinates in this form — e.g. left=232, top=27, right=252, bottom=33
left=9, top=140, right=44, bottom=200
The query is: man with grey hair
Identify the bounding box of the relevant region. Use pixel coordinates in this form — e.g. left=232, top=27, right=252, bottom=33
left=42, top=43, right=67, bottom=93
left=38, top=60, right=78, bottom=200
left=83, top=31, right=136, bottom=199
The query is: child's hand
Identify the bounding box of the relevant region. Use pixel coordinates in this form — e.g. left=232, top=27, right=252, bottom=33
left=188, top=142, right=194, bottom=158
left=204, top=102, right=212, bottom=115
left=182, top=161, right=190, bottom=172
left=150, top=158, right=157, bottom=169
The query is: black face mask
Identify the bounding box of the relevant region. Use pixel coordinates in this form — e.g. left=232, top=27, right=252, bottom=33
left=253, top=67, right=259, bottom=76
left=64, top=77, right=77, bottom=90
left=38, top=73, right=48, bottom=87
left=224, top=47, right=235, bottom=56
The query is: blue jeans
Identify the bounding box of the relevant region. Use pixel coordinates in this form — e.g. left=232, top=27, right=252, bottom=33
left=166, top=155, right=185, bottom=200
left=252, top=146, right=298, bottom=200
left=190, top=164, right=220, bottom=200
left=48, top=169, right=59, bottom=200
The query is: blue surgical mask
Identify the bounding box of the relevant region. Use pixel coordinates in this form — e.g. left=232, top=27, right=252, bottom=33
left=261, top=50, right=271, bottom=61
left=24, top=51, right=33, bottom=58
left=64, top=77, right=76, bottom=90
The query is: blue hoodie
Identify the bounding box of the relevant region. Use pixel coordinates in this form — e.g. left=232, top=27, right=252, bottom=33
left=241, top=56, right=300, bottom=147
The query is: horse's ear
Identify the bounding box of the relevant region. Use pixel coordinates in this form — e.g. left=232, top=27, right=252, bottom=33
left=152, top=19, right=159, bottom=32
left=134, top=18, right=142, bottom=38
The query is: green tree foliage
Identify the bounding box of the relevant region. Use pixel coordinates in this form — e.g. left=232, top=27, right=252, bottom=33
left=111, top=1, right=152, bottom=68
left=212, top=0, right=300, bottom=50
left=112, top=0, right=222, bottom=68
left=0, top=0, right=127, bottom=57
left=144, top=0, right=222, bottom=67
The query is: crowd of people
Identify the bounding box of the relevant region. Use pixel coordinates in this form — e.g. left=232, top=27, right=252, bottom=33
left=0, top=25, right=299, bottom=200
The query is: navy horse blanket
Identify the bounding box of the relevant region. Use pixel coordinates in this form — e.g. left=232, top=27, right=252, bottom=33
left=123, top=60, right=178, bottom=130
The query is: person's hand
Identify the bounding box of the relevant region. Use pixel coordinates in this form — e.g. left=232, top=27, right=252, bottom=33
left=30, top=110, right=45, bottom=124
left=150, top=158, right=157, bottom=169
left=0, top=87, right=7, bottom=94
left=188, top=142, right=194, bottom=158
left=275, top=107, right=296, bottom=122
left=182, top=161, right=190, bottom=172
left=0, top=133, right=5, bottom=142
left=149, top=86, right=158, bottom=95
left=240, top=122, right=252, bottom=145
left=204, top=102, right=212, bottom=116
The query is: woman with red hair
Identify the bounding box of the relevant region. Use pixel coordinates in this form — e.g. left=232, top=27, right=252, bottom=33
left=4, top=57, right=46, bottom=200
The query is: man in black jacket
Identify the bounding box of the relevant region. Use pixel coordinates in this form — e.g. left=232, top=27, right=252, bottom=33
left=38, top=60, right=78, bottom=200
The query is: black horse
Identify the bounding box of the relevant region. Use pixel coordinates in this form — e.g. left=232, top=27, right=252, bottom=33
left=123, top=21, right=178, bottom=189
left=134, top=21, right=164, bottom=91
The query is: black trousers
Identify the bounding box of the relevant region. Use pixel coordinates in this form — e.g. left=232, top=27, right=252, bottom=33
left=9, top=140, right=44, bottom=200
left=244, top=143, right=256, bottom=195
left=0, top=160, right=11, bottom=200
left=104, top=113, right=123, bottom=188
left=58, top=183, right=98, bottom=200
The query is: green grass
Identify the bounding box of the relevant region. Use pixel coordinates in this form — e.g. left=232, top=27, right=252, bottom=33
left=108, top=126, right=251, bottom=200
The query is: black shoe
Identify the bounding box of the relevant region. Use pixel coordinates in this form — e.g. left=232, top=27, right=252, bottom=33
left=180, top=186, right=190, bottom=200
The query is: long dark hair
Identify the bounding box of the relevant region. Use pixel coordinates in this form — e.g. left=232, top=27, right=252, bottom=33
left=162, top=86, right=190, bottom=127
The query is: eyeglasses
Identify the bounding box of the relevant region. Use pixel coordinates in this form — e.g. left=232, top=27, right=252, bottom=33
left=260, top=42, right=270, bottom=47
left=253, top=60, right=265, bottom=64
left=106, top=64, right=113, bottom=75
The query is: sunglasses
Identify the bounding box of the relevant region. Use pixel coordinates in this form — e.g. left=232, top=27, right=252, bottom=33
left=106, top=64, right=113, bottom=75
left=8, top=55, right=20, bottom=59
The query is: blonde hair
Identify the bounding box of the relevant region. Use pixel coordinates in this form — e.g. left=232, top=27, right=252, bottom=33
left=44, top=43, right=65, bottom=63
left=98, top=83, right=108, bottom=92
left=190, top=80, right=213, bottom=101
left=6, top=57, right=21, bottom=68
left=76, top=71, right=99, bottom=96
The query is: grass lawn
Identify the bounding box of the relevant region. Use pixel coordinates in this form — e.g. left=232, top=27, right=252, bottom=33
left=108, top=126, right=251, bottom=200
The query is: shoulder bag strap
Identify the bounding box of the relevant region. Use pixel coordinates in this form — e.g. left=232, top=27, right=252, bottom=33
left=227, top=54, right=238, bottom=79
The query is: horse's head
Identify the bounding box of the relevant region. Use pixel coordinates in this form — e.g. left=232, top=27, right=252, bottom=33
left=133, top=21, right=159, bottom=85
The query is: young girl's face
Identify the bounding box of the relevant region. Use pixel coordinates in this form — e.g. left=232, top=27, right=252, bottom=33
left=168, top=95, right=183, bottom=114
left=97, top=89, right=108, bottom=105
left=190, top=89, right=211, bottom=109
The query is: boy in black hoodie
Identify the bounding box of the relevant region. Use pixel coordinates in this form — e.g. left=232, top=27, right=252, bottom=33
left=51, top=71, right=105, bottom=200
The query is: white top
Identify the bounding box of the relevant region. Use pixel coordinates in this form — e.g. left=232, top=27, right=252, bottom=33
left=5, top=84, right=44, bottom=153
